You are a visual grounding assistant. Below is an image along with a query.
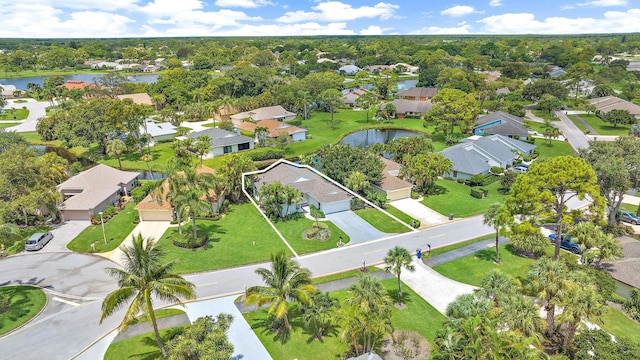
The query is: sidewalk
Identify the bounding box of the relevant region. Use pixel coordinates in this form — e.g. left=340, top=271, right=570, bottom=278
left=423, top=237, right=508, bottom=267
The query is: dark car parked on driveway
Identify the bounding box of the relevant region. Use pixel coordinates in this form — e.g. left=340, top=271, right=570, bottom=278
left=548, top=233, right=582, bottom=254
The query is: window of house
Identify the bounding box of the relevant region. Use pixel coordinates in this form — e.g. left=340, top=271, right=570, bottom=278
left=223, top=145, right=232, bottom=154
left=238, top=142, right=250, bottom=151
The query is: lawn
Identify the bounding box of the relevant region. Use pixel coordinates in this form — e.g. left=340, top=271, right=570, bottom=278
left=600, top=306, right=640, bottom=344
left=244, top=278, right=447, bottom=360
left=0, top=286, right=47, bottom=336
left=312, top=267, right=382, bottom=284
left=428, top=234, right=494, bottom=257
left=98, top=142, right=187, bottom=173
left=104, top=325, right=188, bottom=360
left=157, top=202, right=291, bottom=274
left=135, top=308, right=185, bottom=324
left=531, top=109, right=556, bottom=122
left=274, top=217, right=350, bottom=254
left=0, top=108, right=29, bottom=121
left=577, top=114, right=631, bottom=136
left=534, top=138, right=576, bottom=159
left=620, top=203, right=639, bottom=213
left=0, top=121, right=20, bottom=128
left=67, top=202, right=138, bottom=253
left=524, top=119, right=551, bottom=135
left=421, top=179, right=507, bottom=217
left=355, top=208, right=412, bottom=234
left=19, top=131, right=63, bottom=146
left=386, top=204, right=420, bottom=228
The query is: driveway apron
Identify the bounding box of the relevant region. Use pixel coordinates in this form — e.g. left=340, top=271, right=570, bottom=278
left=326, top=210, right=388, bottom=244
left=38, top=220, right=91, bottom=253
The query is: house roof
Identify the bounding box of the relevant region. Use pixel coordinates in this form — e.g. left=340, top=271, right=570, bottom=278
left=601, top=236, right=640, bottom=289
left=474, top=111, right=529, bottom=137
left=236, top=119, right=307, bottom=137
left=116, top=93, right=153, bottom=106
left=383, top=99, right=433, bottom=114
left=231, top=105, right=297, bottom=122
left=339, top=65, right=361, bottom=73
left=255, top=162, right=351, bottom=204
left=348, top=352, right=383, bottom=360
left=57, top=164, right=140, bottom=211
left=396, top=87, right=438, bottom=99
left=590, top=96, right=640, bottom=115
left=58, top=80, right=95, bottom=91
left=441, top=135, right=535, bottom=175
left=186, top=128, right=253, bottom=147
left=142, top=121, right=177, bottom=138
left=379, top=157, right=413, bottom=191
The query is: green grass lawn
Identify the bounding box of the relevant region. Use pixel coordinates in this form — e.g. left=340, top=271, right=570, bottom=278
left=524, top=119, right=550, bottom=134
left=0, top=286, right=47, bottom=336
left=354, top=208, right=412, bottom=234
left=531, top=109, right=556, bottom=122
left=19, top=131, right=63, bottom=146
left=245, top=278, right=447, bottom=360
left=67, top=202, right=138, bottom=253
left=386, top=204, right=420, bottom=228
left=0, top=121, right=20, bottom=128
left=135, top=308, right=185, bottom=324
left=421, top=179, right=507, bottom=217
left=274, top=217, right=350, bottom=255
left=620, top=203, right=639, bottom=213
left=98, top=143, right=188, bottom=173
left=105, top=325, right=188, bottom=360
left=0, top=108, right=28, bottom=121
left=312, top=267, right=382, bottom=284
left=534, top=138, right=576, bottom=159
left=157, top=202, right=291, bottom=274
left=577, top=114, right=631, bottom=136
left=600, top=306, right=640, bottom=344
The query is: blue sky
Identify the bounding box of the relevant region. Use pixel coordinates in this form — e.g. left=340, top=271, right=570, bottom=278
left=0, top=0, right=638, bottom=38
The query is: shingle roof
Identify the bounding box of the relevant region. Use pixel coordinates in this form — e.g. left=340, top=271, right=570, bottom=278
left=384, top=99, right=433, bottom=114
left=187, top=128, right=253, bottom=147
left=378, top=157, right=413, bottom=191
left=142, top=121, right=177, bottom=137
left=231, top=105, right=297, bottom=121
left=236, top=119, right=307, bottom=137
left=255, top=162, right=351, bottom=204
left=396, top=87, right=438, bottom=99
left=441, top=135, right=535, bottom=175
left=590, top=96, right=640, bottom=115
left=116, top=93, right=153, bottom=106
left=474, top=111, right=529, bottom=137
left=601, top=236, right=640, bottom=289
left=57, top=164, right=140, bottom=211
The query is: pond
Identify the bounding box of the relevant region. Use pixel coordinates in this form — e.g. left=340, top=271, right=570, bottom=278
left=139, top=171, right=167, bottom=180
left=341, top=129, right=426, bottom=147
left=0, top=73, right=158, bottom=90
left=29, top=145, right=93, bottom=166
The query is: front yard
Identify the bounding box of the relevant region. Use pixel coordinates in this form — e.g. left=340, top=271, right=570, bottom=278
left=274, top=217, right=349, bottom=254
left=355, top=208, right=413, bottom=233
left=576, top=114, right=632, bottom=136
left=67, top=202, right=138, bottom=253
left=421, top=179, right=507, bottom=218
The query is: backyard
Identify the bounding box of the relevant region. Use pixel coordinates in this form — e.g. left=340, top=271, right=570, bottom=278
left=421, top=179, right=507, bottom=218
left=66, top=202, right=138, bottom=253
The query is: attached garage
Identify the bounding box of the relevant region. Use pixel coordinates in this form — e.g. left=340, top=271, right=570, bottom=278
left=374, top=157, right=413, bottom=201
left=319, top=199, right=351, bottom=215
left=137, top=209, right=173, bottom=221
left=61, top=210, right=93, bottom=221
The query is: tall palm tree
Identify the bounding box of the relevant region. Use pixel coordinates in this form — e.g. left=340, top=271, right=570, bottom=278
left=175, top=168, right=215, bottom=239
left=483, top=203, right=506, bottom=264
left=245, top=251, right=315, bottom=332
left=195, top=134, right=212, bottom=164
left=384, top=246, right=415, bottom=305
left=282, top=186, right=303, bottom=217
left=557, top=273, right=606, bottom=348
left=345, top=171, right=370, bottom=195
left=497, top=294, right=545, bottom=340
left=100, top=234, right=196, bottom=359
left=106, top=139, right=127, bottom=170
left=141, top=153, right=154, bottom=180
left=527, top=257, right=569, bottom=335
left=476, top=270, right=515, bottom=307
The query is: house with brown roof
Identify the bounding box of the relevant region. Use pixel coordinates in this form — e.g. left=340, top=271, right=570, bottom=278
left=372, top=158, right=413, bottom=201
left=231, top=105, right=297, bottom=122
left=236, top=119, right=307, bottom=142
left=396, top=87, right=438, bottom=101
left=57, top=164, right=140, bottom=221
left=58, top=80, right=95, bottom=91
left=342, top=88, right=369, bottom=108
left=116, top=93, right=153, bottom=106
left=253, top=160, right=352, bottom=216
left=590, top=96, right=640, bottom=118
left=215, top=105, right=239, bottom=123
left=381, top=99, right=433, bottom=119
left=135, top=164, right=223, bottom=221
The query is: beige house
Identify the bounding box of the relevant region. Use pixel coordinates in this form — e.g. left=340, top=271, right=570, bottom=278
left=57, top=164, right=140, bottom=221
left=590, top=96, right=640, bottom=118
left=372, top=158, right=413, bottom=201
left=231, top=105, right=297, bottom=122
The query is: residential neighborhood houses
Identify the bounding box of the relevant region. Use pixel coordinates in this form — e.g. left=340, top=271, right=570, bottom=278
left=185, top=127, right=254, bottom=158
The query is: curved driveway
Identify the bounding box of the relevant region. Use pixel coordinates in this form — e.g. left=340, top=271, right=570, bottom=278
left=5, top=98, right=48, bottom=133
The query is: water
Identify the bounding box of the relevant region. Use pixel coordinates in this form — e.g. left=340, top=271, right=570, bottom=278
left=342, top=79, right=418, bottom=94
left=0, top=73, right=158, bottom=90
left=140, top=171, right=167, bottom=180
left=341, top=129, right=425, bottom=147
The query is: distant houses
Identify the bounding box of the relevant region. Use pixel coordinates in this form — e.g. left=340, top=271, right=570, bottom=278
left=141, top=120, right=178, bottom=145
left=236, top=119, right=307, bottom=142
left=396, top=87, right=438, bottom=101
left=185, top=128, right=254, bottom=158
left=381, top=99, right=432, bottom=119
left=590, top=96, right=640, bottom=118
left=116, top=93, right=153, bottom=106
left=343, top=88, right=369, bottom=108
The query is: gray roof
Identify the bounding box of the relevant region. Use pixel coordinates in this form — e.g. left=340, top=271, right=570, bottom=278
left=441, top=135, right=536, bottom=175
left=590, top=95, right=640, bottom=115
left=475, top=111, right=528, bottom=137
left=255, top=163, right=351, bottom=204
left=57, top=164, right=140, bottom=211
left=601, top=236, right=640, bottom=289
left=339, top=65, right=361, bottom=74
left=231, top=105, right=297, bottom=121
left=187, top=128, right=253, bottom=147
left=397, top=87, right=438, bottom=98
left=348, top=352, right=383, bottom=360
left=384, top=99, right=433, bottom=114
left=142, top=121, right=177, bottom=137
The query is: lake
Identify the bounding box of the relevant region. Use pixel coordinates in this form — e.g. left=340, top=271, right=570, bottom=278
left=342, top=79, right=418, bottom=94
left=341, top=128, right=425, bottom=147
left=0, top=74, right=158, bottom=90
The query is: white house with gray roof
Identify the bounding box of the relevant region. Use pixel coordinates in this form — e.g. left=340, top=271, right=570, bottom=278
left=141, top=120, right=177, bottom=145
left=231, top=105, right=297, bottom=122
left=254, top=161, right=352, bottom=216
left=186, top=128, right=254, bottom=159
left=57, top=164, right=140, bottom=221
left=473, top=111, right=529, bottom=140
left=440, top=135, right=536, bottom=180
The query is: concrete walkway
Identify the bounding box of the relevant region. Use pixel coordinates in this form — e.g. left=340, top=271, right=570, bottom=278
left=424, top=237, right=508, bottom=267
left=623, top=194, right=640, bottom=206
left=99, top=221, right=172, bottom=265
left=390, top=198, right=449, bottom=229
left=5, top=98, right=49, bottom=132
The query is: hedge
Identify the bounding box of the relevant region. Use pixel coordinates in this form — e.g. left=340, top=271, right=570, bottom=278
left=247, top=148, right=285, bottom=161
left=470, top=188, right=488, bottom=199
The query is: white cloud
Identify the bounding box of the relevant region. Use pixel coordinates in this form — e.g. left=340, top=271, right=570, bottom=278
left=489, top=0, right=502, bottom=6
left=440, top=5, right=480, bottom=17
left=277, top=1, right=399, bottom=23
left=477, top=9, right=640, bottom=34
left=577, top=0, right=628, bottom=6
left=412, top=24, right=472, bottom=35
left=214, top=0, right=273, bottom=8
left=47, top=0, right=140, bottom=11
left=360, top=25, right=384, bottom=35
left=208, top=22, right=357, bottom=36
left=138, top=0, right=204, bottom=17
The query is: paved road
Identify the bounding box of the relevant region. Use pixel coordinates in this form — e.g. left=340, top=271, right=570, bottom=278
left=0, top=215, right=493, bottom=359
left=326, top=210, right=389, bottom=244
left=5, top=98, right=48, bottom=133
left=554, top=110, right=590, bottom=151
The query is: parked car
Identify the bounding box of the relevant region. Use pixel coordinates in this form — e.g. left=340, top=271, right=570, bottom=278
left=512, top=165, right=528, bottom=174
left=619, top=210, right=640, bottom=225
left=548, top=233, right=582, bottom=254
left=25, top=232, right=53, bottom=251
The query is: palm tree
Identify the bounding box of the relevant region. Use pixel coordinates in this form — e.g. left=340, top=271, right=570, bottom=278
left=106, top=139, right=127, bottom=170
left=140, top=153, right=154, bottom=180
left=175, top=168, right=215, bottom=239
left=483, top=203, right=506, bottom=264
left=384, top=246, right=415, bottom=305
left=445, top=293, right=491, bottom=320
left=195, top=134, right=212, bottom=164
left=476, top=270, right=515, bottom=306
left=345, top=171, right=370, bottom=195
left=100, top=234, right=196, bottom=359
left=497, top=294, right=545, bottom=340
left=527, top=257, right=569, bottom=335
left=282, top=186, right=303, bottom=217
left=245, top=251, right=315, bottom=332
left=557, top=273, right=606, bottom=348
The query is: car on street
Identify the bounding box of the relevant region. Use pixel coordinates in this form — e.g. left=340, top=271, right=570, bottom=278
left=548, top=233, right=582, bottom=254
left=25, top=232, right=53, bottom=251
left=619, top=210, right=640, bottom=225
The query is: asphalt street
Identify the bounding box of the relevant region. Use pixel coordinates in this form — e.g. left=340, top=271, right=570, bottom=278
left=554, top=110, right=590, bottom=151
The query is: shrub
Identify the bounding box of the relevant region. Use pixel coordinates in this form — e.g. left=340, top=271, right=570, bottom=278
left=351, top=198, right=365, bottom=211
left=470, top=188, right=486, bottom=199
left=171, top=232, right=208, bottom=249
left=132, top=180, right=161, bottom=203
left=218, top=121, right=235, bottom=131
left=247, top=148, right=285, bottom=161
left=500, top=171, right=517, bottom=190
left=365, top=190, right=388, bottom=209
left=286, top=119, right=302, bottom=126
left=490, top=166, right=503, bottom=175
left=0, top=294, right=10, bottom=314
left=410, top=191, right=420, bottom=200
left=468, top=174, right=485, bottom=187
left=240, top=130, right=254, bottom=138
left=456, top=178, right=465, bottom=184
left=623, top=289, right=640, bottom=322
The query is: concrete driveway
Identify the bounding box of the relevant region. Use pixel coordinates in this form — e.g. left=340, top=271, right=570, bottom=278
left=39, top=220, right=91, bottom=253
left=99, top=221, right=172, bottom=265
left=390, top=198, right=449, bottom=228
left=5, top=98, right=49, bottom=133
left=326, top=210, right=388, bottom=244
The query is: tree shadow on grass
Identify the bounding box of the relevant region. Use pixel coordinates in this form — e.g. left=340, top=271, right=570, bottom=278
left=132, top=327, right=184, bottom=360
left=387, top=287, right=413, bottom=307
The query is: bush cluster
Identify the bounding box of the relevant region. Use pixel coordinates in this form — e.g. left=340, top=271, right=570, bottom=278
left=470, top=188, right=488, bottom=199
left=247, top=148, right=285, bottom=161
left=171, top=232, right=208, bottom=249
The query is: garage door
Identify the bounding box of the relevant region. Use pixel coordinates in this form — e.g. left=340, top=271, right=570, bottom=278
left=139, top=210, right=173, bottom=221
left=62, top=210, right=91, bottom=221
left=387, top=188, right=412, bottom=201
left=321, top=199, right=351, bottom=214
